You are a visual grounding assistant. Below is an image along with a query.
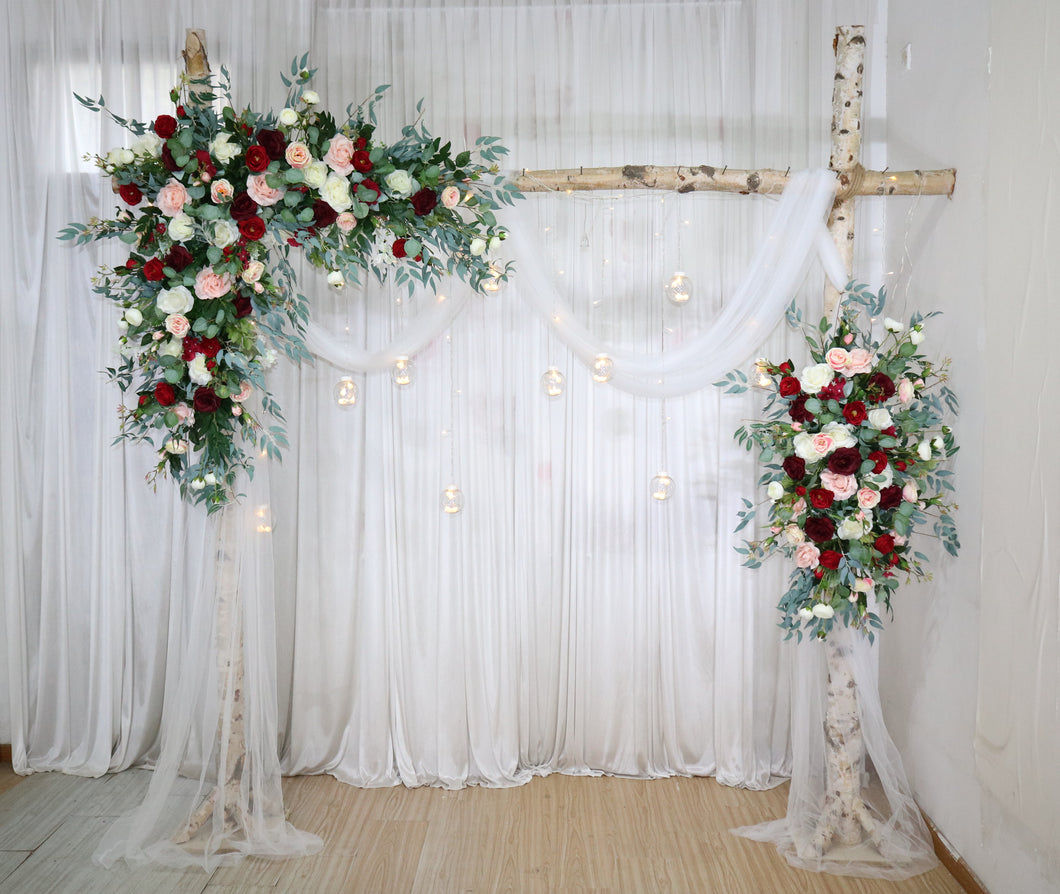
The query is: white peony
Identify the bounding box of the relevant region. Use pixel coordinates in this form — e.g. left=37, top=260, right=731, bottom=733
left=209, top=132, right=242, bottom=164
left=917, top=440, right=933, bottom=461
left=933, top=436, right=945, bottom=451
left=123, top=308, right=143, bottom=327
left=190, top=478, right=206, bottom=491
left=837, top=516, right=868, bottom=540
left=327, top=271, right=345, bottom=289
left=385, top=169, right=415, bottom=198
left=188, top=354, right=212, bottom=385
left=278, top=107, right=299, bottom=127
left=211, top=218, right=239, bottom=248
left=489, top=235, right=502, bottom=252
left=812, top=604, right=835, bottom=619
left=767, top=481, right=785, bottom=501
left=302, top=160, right=328, bottom=190
left=158, top=337, right=183, bottom=358
left=301, top=89, right=320, bottom=105
left=799, top=362, right=834, bottom=394
left=131, top=132, right=162, bottom=158
left=884, top=317, right=904, bottom=333
left=909, top=326, right=925, bottom=345
left=156, top=285, right=194, bottom=315
left=866, top=408, right=892, bottom=430
left=203, top=472, right=217, bottom=486
left=797, top=607, right=815, bottom=622
left=820, top=421, right=857, bottom=449
left=167, top=212, right=195, bottom=242
left=320, top=173, right=353, bottom=212
left=470, top=237, right=487, bottom=256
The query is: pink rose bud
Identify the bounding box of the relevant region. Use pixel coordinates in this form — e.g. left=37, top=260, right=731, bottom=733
left=844, top=333, right=854, bottom=345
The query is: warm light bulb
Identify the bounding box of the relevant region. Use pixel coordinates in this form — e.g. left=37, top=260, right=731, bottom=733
left=392, top=357, right=415, bottom=387
left=255, top=504, right=274, bottom=533
left=541, top=367, right=566, bottom=398
left=665, top=272, right=692, bottom=306
left=441, top=485, right=464, bottom=514
left=591, top=354, right=614, bottom=383
left=334, top=376, right=359, bottom=407
left=650, top=473, right=675, bottom=501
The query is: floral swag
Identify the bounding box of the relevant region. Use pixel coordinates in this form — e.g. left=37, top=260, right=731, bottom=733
left=61, top=57, right=521, bottom=510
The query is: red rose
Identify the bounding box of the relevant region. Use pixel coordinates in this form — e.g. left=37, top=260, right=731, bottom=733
left=895, top=460, right=907, bottom=472
left=287, top=237, right=302, bottom=247
left=161, top=143, right=180, bottom=172
left=143, top=258, right=165, bottom=281
left=154, top=114, right=178, bottom=138
left=138, top=394, right=149, bottom=407
left=355, top=136, right=368, bottom=150
left=312, top=200, right=337, bottom=228
left=814, top=568, right=825, bottom=580
left=119, top=183, right=143, bottom=206
left=782, top=456, right=806, bottom=481
left=809, top=488, right=834, bottom=509
left=867, top=372, right=896, bottom=403
left=353, top=150, right=373, bottom=173
left=803, top=516, right=836, bottom=544
left=411, top=187, right=438, bottom=216
left=165, top=245, right=193, bottom=271
left=234, top=296, right=254, bottom=318
left=795, top=485, right=807, bottom=496
left=193, top=386, right=221, bottom=413
left=818, top=550, right=842, bottom=569
left=176, top=105, right=187, bottom=118
left=842, top=400, right=867, bottom=425
left=788, top=394, right=815, bottom=424
left=229, top=192, right=259, bottom=221
left=195, top=149, right=217, bottom=179
left=125, top=257, right=140, bottom=269
left=358, top=179, right=381, bottom=204
left=238, top=216, right=266, bottom=241
left=869, top=450, right=888, bottom=473
left=392, top=238, right=407, bottom=259
left=245, top=145, right=270, bottom=172
left=875, top=534, right=895, bottom=554
left=779, top=376, right=801, bottom=397
left=779, top=361, right=793, bottom=373
left=200, top=337, right=222, bottom=358
left=879, top=485, right=902, bottom=510
left=827, top=447, right=862, bottom=476
left=154, top=382, right=176, bottom=406
left=257, top=129, right=287, bottom=160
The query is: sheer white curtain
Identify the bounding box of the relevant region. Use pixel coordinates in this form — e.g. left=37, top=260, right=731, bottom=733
left=0, top=0, right=884, bottom=795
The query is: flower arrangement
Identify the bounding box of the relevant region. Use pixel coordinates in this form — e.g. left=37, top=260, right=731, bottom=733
left=60, top=57, right=521, bottom=510
left=715, top=284, right=960, bottom=640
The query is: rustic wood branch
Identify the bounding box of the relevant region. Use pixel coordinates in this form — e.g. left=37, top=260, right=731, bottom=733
left=512, top=165, right=954, bottom=198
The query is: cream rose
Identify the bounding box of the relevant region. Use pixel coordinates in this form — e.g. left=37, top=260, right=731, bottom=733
left=278, top=107, right=299, bottom=127
left=784, top=524, right=805, bottom=545
left=165, top=313, right=191, bottom=338
left=323, top=134, right=355, bottom=175
left=156, top=179, right=189, bottom=217
left=470, top=237, right=487, bottom=256
left=854, top=577, right=874, bottom=594
left=820, top=421, right=857, bottom=449
left=441, top=185, right=460, bottom=208
left=247, top=173, right=286, bottom=206
left=857, top=487, right=881, bottom=509
left=767, top=481, right=785, bottom=501
left=158, top=337, right=183, bottom=359
left=132, top=133, right=162, bottom=158
left=794, top=543, right=821, bottom=568
left=123, top=308, right=143, bottom=327
left=164, top=438, right=188, bottom=455
left=211, top=218, right=239, bottom=249
left=320, top=173, right=353, bottom=212
left=211, top=178, right=234, bottom=203
left=837, top=516, right=867, bottom=540
left=866, top=408, right=893, bottom=430
left=903, top=482, right=919, bottom=503
left=209, top=132, right=242, bottom=164
left=336, top=212, right=357, bottom=232
left=385, top=169, right=415, bottom=198
left=917, top=440, right=933, bottom=461
left=301, top=89, right=320, bottom=105
left=242, top=260, right=265, bottom=283
left=799, top=362, right=834, bottom=394
left=188, top=354, right=212, bottom=385
left=285, top=141, right=312, bottom=169
left=195, top=267, right=234, bottom=300
left=302, top=160, right=328, bottom=190
left=167, top=212, right=195, bottom=242
left=156, top=285, right=194, bottom=315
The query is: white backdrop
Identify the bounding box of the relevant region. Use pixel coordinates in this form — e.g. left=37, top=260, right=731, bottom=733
left=0, top=0, right=885, bottom=789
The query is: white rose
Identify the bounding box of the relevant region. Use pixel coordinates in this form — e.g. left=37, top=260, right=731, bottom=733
left=209, top=132, right=242, bottom=164
left=866, top=408, right=892, bottom=430
left=797, top=607, right=815, bottom=622
left=211, top=218, right=239, bottom=248
left=156, top=285, right=194, bottom=315
left=131, top=133, right=162, bottom=158
left=104, top=147, right=126, bottom=168
left=188, top=354, right=212, bottom=385
left=933, top=436, right=945, bottom=451
left=242, top=260, right=265, bottom=284
left=799, top=362, right=834, bottom=394
left=167, top=212, right=195, bottom=242
left=470, top=237, right=487, bottom=256
left=909, top=327, right=924, bottom=345
left=279, top=107, right=299, bottom=127
left=158, top=337, right=183, bottom=358
left=837, top=516, right=867, bottom=540
left=884, top=317, right=904, bottom=333
left=820, top=421, right=857, bottom=449
left=903, top=482, right=919, bottom=503
left=917, top=440, right=933, bottom=461
left=320, top=173, right=353, bottom=212
left=203, top=472, right=217, bottom=486
left=767, top=481, right=785, bottom=501
left=385, top=169, right=415, bottom=199
left=489, top=235, right=502, bottom=252
left=123, top=308, right=143, bottom=326
left=301, top=89, right=320, bottom=105
left=302, top=160, right=328, bottom=190
left=865, top=465, right=893, bottom=488
left=327, top=271, right=345, bottom=289
left=190, top=478, right=206, bottom=491
left=793, top=432, right=817, bottom=462
left=812, top=604, right=835, bottom=619
left=784, top=524, right=805, bottom=545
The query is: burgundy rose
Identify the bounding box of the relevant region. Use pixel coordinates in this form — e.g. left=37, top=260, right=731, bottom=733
left=788, top=394, right=815, bottom=424
left=782, top=456, right=806, bottom=481
left=795, top=485, right=807, bottom=496
left=143, top=258, right=165, bottom=282
left=238, top=216, right=266, bottom=241
left=809, top=488, right=835, bottom=509
left=353, top=150, right=373, bottom=173
left=195, top=149, right=217, bottom=179
left=842, top=400, right=867, bottom=425
left=193, top=386, right=221, bottom=413
left=257, top=128, right=287, bottom=160
left=165, top=245, right=193, bottom=272
left=154, top=114, right=178, bottom=138
left=874, top=533, right=896, bottom=554
left=154, top=382, right=176, bottom=406
left=879, top=485, right=902, bottom=510
left=867, top=372, right=896, bottom=403
left=245, top=145, right=270, bottom=173
left=818, top=550, right=842, bottom=570
left=161, top=143, right=180, bottom=172
left=392, top=238, right=407, bottom=259
left=803, top=516, right=836, bottom=544
left=229, top=192, right=259, bottom=221
left=200, top=337, right=222, bottom=358
left=119, top=183, right=143, bottom=206
left=869, top=450, right=888, bottom=473
left=312, top=199, right=338, bottom=228
left=827, top=447, right=862, bottom=476
left=233, top=296, right=254, bottom=318
left=411, top=187, right=438, bottom=216
left=181, top=337, right=201, bottom=362
left=778, top=376, right=801, bottom=397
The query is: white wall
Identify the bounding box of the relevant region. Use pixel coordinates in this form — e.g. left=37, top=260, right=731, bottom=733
left=883, top=2, right=1060, bottom=892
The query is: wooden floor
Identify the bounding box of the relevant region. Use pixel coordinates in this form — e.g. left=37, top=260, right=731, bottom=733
left=0, top=760, right=966, bottom=893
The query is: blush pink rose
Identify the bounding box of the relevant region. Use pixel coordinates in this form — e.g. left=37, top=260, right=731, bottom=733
left=336, top=211, right=357, bottom=232
left=173, top=402, right=195, bottom=425
left=897, top=377, right=915, bottom=404
left=165, top=313, right=191, bottom=338
left=210, top=179, right=233, bottom=203
left=285, top=141, right=312, bottom=169
left=791, top=497, right=807, bottom=517
left=156, top=179, right=189, bottom=216
left=232, top=380, right=253, bottom=402
left=810, top=432, right=836, bottom=456
left=794, top=542, right=821, bottom=568
left=820, top=470, right=858, bottom=500
left=323, top=134, right=356, bottom=176
left=846, top=348, right=874, bottom=375
left=194, top=267, right=234, bottom=300
left=246, top=173, right=286, bottom=206
left=857, top=487, right=881, bottom=509
left=826, top=347, right=850, bottom=372
left=902, top=482, right=919, bottom=503
left=441, top=185, right=461, bottom=209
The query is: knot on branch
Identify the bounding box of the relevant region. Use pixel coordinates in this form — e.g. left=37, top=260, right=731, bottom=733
left=834, top=162, right=867, bottom=203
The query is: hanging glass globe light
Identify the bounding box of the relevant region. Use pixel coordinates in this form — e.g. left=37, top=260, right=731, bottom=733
left=392, top=357, right=415, bottom=387
left=750, top=358, right=775, bottom=391
left=650, top=473, right=675, bottom=501
left=481, top=265, right=505, bottom=293
left=665, top=272, right=692, bottom=306
left=255, top=504, right=274, bottom=533
left=591, top=354, right=614, bottom=383
left=333, top=376, right=359, bottom=407
left=541, top=367, right=566, bottom=398
left=441, top=485, right=465, bottom=514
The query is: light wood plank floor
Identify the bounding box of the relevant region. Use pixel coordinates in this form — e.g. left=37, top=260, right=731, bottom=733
left=0, top=764, right=966, bottom=893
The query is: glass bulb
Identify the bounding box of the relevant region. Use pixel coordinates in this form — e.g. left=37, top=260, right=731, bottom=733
left=541, top=367, right=566, bottom=398
left=591, top=354, right=614, bottom=383
left=392, top=357, right=415, bottom=387
left=665, top=272, right=692, bottom=306
left=333, top=376, right=358, bottom=407
left=255, top=504, right=274, bottom=533
left=750, top=359, right=774, bottom=391
left=650, top=473, right=675, bottom=501
left=441, top=485, right=464, bottom=514
left=481, top=266, right=505, bottom=293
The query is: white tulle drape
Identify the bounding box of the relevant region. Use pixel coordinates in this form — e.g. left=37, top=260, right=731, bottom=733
left=1, top=0, right=894, bottom=871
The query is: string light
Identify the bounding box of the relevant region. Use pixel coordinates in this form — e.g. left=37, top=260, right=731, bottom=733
left=333, top=376, right=358, bottom=406
left=665, top=271, right=692, bottom=306
left=591, top=354, right=614, bottom=383
left=650, top=473, right=675, bottom=501
left=392, top=356, right=414, bottom=387
left=255, top=504, right=273, bottom=533
left=441, top=485, right=465, bottom=514
left=541, top=367, right=566, bottom=398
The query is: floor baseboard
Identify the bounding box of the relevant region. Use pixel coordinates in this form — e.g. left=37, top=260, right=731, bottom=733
left=0, top=744, right=10, bottom=764
left=924, top=811, right=990, bottom=894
